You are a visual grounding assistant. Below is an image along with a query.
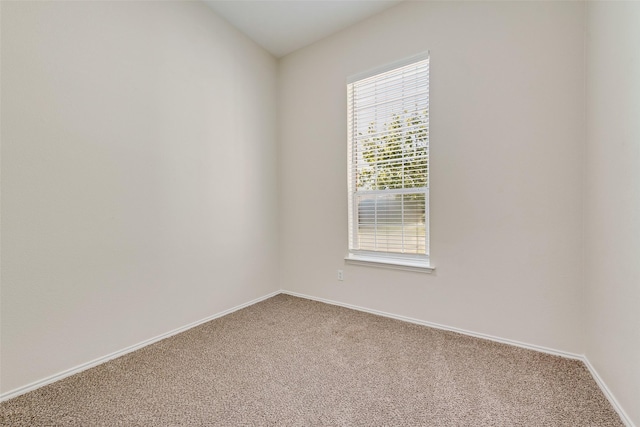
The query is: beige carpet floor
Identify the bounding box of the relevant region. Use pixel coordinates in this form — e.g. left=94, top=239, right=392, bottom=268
left=0, top=294, right=624, bottom=426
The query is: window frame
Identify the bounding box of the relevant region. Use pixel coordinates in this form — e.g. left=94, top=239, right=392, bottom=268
left=345, top=52, right=433, bottom=272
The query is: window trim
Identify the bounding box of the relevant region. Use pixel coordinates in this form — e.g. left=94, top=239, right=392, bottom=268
left=344, top=253, right=435, bottom=273
left=346, top=52, right=433, bottom=271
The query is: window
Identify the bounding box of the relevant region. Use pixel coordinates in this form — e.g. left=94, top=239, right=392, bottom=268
left=346, top=53, right=431, bottom=270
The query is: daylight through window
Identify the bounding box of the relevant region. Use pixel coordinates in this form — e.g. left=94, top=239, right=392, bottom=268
left=347, top=53, right=430, bottom=267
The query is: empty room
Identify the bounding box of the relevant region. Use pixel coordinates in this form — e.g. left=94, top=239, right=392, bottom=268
left=1, top=0, right=638, bottom=425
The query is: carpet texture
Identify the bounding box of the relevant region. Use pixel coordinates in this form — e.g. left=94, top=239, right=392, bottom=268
left=0, top=294, right=624, bottom=426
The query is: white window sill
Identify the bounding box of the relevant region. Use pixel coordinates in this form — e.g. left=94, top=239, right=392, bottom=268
left=344, top=254, right=435, bottom=273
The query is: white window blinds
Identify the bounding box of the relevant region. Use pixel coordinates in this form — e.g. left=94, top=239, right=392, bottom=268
left=347, top=53, right=429, bottom=264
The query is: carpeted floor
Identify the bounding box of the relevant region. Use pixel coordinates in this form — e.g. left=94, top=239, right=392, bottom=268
left=0, top=294, right=624, bottom=426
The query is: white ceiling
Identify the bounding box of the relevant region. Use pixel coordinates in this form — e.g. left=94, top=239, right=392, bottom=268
left=203, top=1, right=403, bottom=58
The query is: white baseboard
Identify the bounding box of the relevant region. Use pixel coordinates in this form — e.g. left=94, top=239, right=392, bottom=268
left=281, top=290, right=582, bottom=360
left=0, top=290, right=281, bottom=403
left=582, top=357, right=636, bottom=427
left=281, top=290, right=635, bottom=427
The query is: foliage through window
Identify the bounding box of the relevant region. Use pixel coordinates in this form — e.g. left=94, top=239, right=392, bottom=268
left=347, top=53, right=429, bottom=266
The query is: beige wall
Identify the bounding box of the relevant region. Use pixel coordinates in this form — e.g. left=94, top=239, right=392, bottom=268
left=585, top=2, right=640, bottom=424
left=0, top=1, right=279, bottom=393
left=278, top=1, right=586, bottom=354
